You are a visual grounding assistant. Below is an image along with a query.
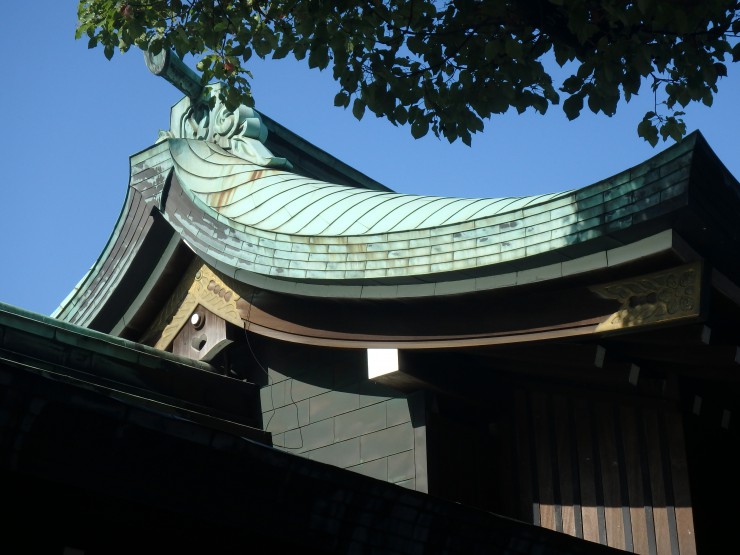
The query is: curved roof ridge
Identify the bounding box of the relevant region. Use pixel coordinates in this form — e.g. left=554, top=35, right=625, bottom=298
left=170, top=138, right=569, bottom=237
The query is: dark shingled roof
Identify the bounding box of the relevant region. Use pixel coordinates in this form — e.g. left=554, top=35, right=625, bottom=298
left=1, top=301, right=623, bottom=554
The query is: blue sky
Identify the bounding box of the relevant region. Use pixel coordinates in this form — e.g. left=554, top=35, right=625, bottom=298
left=2, top=4, right=738, bottom=317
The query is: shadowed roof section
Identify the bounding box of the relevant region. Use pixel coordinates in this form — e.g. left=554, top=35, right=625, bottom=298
left=1, top=300, right=625, bottom=554
left=0, top=301, right=268, bottom=441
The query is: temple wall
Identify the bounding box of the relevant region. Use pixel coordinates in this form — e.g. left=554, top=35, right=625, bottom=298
left=508, top=389, right=696, bottom=555
left=257, top=343, right=428, bottom=492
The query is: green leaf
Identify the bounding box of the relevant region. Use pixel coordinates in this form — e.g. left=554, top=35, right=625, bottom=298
left=677, top=88, right=691, bottom=108
left=561, top=76, right=582, bottom=94
left=553, top=44, right=573, bottom=67
left=733, top=43, right=740, bottom=62
left=637, top=117, right=659, bottom=147
left=562, top=95, right=583, bottom=120
left=532, top=95, right=548, bottom=114
left=394, top=105, right=408, bottom=125
left=150, top=37, right=164, bottom=56
left=622, top=70, right=641, bottom=96
left=293, top=42, right=308, bottom=60
left=254, top=37, right=272, bottom=58
left=667, top=121, right=686, bottom=142
left=352, top=98, right=366, bottom=120
left=484, top=41, right=499, bottom=62
left=576, top=62, right=593, bottom=80
left=334, top=92, right=350, bottom=108
left=587, top=93, right=602, bottom=114
left=504, top=38, right=522, bottom=60
left=308, top=44, right=330, bottom=70
left=410, top=118, right=429, bottom=139
left=75, top=0, right=737, bottom=147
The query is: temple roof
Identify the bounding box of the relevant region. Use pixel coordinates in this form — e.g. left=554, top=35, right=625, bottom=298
left=163, top=131, right=697, bottom=291
left=52, top=90, right=740, bottom=341
left=172, top=138, right=572, bottom=236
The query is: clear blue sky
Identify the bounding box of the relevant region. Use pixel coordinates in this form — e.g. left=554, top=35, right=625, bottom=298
left=1, top=4, right=738, bottom=317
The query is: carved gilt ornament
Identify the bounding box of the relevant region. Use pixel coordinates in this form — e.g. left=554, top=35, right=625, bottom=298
left=149, top=261, right=246, bottom=351
left=591, top=261, right=702, bottom=332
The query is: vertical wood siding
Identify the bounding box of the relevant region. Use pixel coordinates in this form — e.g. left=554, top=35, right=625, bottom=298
left=514, top=390, right=697, bottom=554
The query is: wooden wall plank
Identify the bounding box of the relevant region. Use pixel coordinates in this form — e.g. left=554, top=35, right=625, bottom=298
left=597, top=403, right=626, bottom=550
left=658, top=416, right=681, bottom=555
left=613, top=406, right=635, bottom=553
left=644, top=408, right=673, bottom=555
left=554, top=395, right=578, bottom=537
left=664, top=411, right=697, bottom=555
left=515, top=389, right=536, bottom=524
left=532, top=391, right=557, bottom=531
left=575, top=400, right=601, bottom=544
left=621, top=406, right=652, bottom=555
left=503, top=385, right=694, bottom=555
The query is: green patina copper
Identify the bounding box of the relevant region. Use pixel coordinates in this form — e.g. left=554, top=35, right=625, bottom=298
left=144, top=47, right=203, bottom=100
left=158, top=132, right=692, bottom=289
left=52, top=53, right=715, bottom=325
left=170, top=138, right=573, bottom=236
left=137, top=51, right=693, bottom=288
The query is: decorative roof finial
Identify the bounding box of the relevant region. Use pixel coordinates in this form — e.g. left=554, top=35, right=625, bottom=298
left=144, top=48, right=291, bottom=169
left=144, top=47, right=203, bottom=100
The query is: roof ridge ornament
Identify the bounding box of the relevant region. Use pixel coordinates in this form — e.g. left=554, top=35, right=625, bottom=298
left=144, top=47, right=292, bottom=170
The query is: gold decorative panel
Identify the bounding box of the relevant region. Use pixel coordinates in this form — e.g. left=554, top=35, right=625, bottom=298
left=591, top=261, right=702, bottom=332
left=145, top=260, right=245, bottom=350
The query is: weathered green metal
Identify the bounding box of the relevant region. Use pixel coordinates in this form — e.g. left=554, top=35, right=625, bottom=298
left=54, top=115, right=740, bottom=330
left=159, top=133, right=694, bottom=288
left=144, top=47, right=203, bottom=99
left=171, top=138, right=573, bottom=236
left=146, top=49, right=390, bottom=190
left=146, top=48, right=291, bottom=170
left=160, top=90, right=292, bottom=169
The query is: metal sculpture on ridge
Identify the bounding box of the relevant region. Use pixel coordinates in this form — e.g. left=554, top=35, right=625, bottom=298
left=145, top=47, right=292, bottom=169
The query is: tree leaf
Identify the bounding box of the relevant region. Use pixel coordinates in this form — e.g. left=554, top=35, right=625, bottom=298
left=563, top=95, right=583, bottom=120
left=76, top=0, right=739, bottom=147
left=352, top=98, right=366, bottom=120
left=561, top=76, right=582, bottom=94
left=334, top=92, right=350, bottom=107
left=410, top=118, right=429, bottom=139
left=637, top=117, right=659, bottom=147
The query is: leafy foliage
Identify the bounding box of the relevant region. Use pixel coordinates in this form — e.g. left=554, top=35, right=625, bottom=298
left=77, top=0, right=740, bottom=146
